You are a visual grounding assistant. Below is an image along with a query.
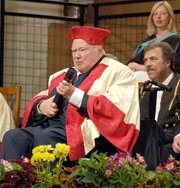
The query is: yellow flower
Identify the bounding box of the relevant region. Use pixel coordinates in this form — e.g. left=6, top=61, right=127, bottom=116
left=31, top=144, right=70, bottom=168
left=53, top=143, right=70, bottom=160
left=32, top=145, right=54, bottom=154
left=31, top=147, right=55, bottom=165
left=31, top=152, right=43, bottom=165
left=41, top=152, right=55, bottom=162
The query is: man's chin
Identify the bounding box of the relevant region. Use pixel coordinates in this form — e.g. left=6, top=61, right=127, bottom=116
left=147, top=71, right=155, bottom=80
left=148, top=75, right=155, bottom=80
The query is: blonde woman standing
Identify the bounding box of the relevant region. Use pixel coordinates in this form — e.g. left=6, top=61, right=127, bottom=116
left=128, top=1, right=180, bottom=74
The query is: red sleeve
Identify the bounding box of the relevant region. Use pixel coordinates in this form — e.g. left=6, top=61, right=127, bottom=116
left=87, top=95, right=139, bottom=153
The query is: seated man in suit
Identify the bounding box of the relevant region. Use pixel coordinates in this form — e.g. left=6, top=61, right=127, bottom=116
left=0, top=26, right=140, bottom=165
left=139, top=41, right=180, bottom=168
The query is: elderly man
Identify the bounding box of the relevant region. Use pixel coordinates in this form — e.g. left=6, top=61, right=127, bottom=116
left=0, top=26, right=140, bottom=163
left=139, top=42, right=180, bottom=167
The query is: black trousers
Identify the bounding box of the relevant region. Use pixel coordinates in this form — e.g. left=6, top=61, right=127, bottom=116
left=132, top=119, right=180, bottom=170
left=0, top=125, right=66, bottom=160
left=85, top=135, right=118, bottom=158
left=0, top=125, right=117, bottom=166
left=132, top=119, right=164, bottom=170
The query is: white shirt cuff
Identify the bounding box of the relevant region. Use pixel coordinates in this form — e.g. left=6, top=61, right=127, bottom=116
left=36, top=100, right=44, bottom=114
left=69, top=88, right=84, bottom=108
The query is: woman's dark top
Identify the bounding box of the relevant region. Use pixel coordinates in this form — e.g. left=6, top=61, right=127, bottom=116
left=129, top=34, right=180, bottom=74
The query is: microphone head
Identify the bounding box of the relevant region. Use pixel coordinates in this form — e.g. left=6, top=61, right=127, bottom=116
left=64, top=67, right=77, bottom=83
left=53, top=67, right=77, bottom=105
left=143, top=80, right=172, bottom=91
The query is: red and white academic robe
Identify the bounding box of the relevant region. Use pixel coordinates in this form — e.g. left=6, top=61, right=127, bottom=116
left=22, top=57, right=140, bottom=161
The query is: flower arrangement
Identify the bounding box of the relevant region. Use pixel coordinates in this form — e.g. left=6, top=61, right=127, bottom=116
left=30, top=143, right=73, bottom=187
left=70, top=152, right=180, bottom=188
left=0, top=144, right=180, bottom=188
left=0, top=156, right=37, bottom=187
left=0, top=143, right=74, bottom=188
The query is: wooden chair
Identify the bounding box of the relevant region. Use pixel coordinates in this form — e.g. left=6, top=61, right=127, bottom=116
left=0, top=86, right=21, bottom=127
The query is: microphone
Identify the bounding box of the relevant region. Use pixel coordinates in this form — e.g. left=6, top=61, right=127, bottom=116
left=143, top=80, right=172, bottom=91
left=53, top=67, right=77, bottom=105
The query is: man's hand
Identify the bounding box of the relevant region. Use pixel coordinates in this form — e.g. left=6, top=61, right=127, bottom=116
left=56, top=80, right=75, bottom=100
left=128, top=62, right=147, bottom=72
left=39, top=96, right=58, bottom=117
left=172, top=135, right=180, bottom=153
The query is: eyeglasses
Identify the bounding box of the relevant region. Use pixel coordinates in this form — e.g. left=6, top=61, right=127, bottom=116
left=153, top=11, right=168, bottom=16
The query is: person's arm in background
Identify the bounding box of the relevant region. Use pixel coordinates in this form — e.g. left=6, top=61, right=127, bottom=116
left=127, top=42, right=149, bottom=82
left=172, top=119, right=180, bottom=153
left=0, top=93, right=16, bottom=141
left=172, top=134, right=180, bottom=153
left=128, top=36, right=154, bottom=72
left=172, top=37, right=180, bottom=74
left=127, top=50, right=146, bottom=72
left=128, top=62, right=147, bottom=72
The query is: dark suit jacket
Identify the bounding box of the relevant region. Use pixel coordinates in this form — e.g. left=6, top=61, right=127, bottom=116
left=140, top=73, right=180, bottom=141
left=135, top=74, right=180, bottom=169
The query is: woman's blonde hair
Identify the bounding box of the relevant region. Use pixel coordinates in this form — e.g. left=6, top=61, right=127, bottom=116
left=146, top=1, right=176, bottom=36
